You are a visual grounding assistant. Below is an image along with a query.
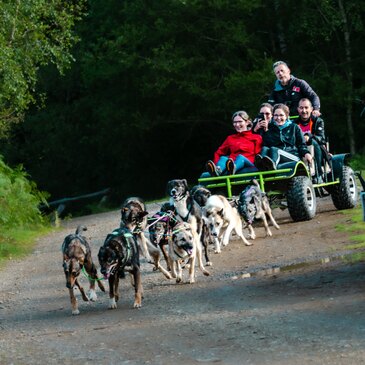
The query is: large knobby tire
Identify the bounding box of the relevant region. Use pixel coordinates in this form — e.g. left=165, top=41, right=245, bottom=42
left=286, top=176, right=316, bottom=221
left=331, top=165, right=358, bottom=210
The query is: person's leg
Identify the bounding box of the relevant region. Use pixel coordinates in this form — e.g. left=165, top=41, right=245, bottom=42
left=217, top=156, right=228, bottom=175
left=312, top=140, right=323, bottom=177
left=235, top=154, right=254, bottom=170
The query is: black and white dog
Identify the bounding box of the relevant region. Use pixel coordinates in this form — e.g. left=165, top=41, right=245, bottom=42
left=147, top=202, right=177, bottom=274
left=190, top=185, right=212, bottom=207
left=166, top=179, right=210, bottom=278
left=98, top=227, right=143, bottom=309
left=190, top=185, right=214, bottom=266
left=120, top=196, right=158, bottom=263
left=236, top=180, right=280, bottom=238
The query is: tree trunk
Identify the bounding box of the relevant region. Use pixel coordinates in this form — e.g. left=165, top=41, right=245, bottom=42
left=338, top=0, right=356, bottom=155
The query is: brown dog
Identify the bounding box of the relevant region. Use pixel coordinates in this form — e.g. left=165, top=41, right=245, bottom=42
left=62, top=225, right=105, bottom=315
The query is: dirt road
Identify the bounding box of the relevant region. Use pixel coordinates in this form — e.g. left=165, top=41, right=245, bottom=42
left=0, top=197, right=364, bottom=365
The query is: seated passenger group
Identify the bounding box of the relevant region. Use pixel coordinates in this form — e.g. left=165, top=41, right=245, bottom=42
left=202, top=60, right=327, bottom=179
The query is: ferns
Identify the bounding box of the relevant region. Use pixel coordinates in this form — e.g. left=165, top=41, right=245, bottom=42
left=0, top=155, right=48, bottom=229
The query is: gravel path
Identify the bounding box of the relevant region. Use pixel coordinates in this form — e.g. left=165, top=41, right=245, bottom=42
left=0, top=197, right=365, bottom=365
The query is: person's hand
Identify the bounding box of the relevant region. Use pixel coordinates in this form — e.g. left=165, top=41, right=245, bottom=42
left=304, top=134, right=310, bottom=142
left=259, top=119, right=268, bottom=131
left=312, top=110, right=321, bottom=117
left=304, top=153, right=313, bottom=164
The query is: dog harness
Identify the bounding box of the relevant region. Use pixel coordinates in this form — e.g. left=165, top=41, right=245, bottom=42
left=108, top=228, right=134, bottom=269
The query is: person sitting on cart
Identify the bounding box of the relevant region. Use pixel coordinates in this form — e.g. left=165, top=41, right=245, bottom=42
left=202, top=110, right=262, bottom=177
left=252, top=103, right=273, bottom=136
left=254, top=103, right=312, bottom=171
left=293, top=98, right=329, bottom=182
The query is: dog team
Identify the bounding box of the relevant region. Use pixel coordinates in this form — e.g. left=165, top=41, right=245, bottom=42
left=62, top=179, right=280, bottom=315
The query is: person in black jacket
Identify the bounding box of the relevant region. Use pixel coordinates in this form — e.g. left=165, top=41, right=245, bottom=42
left=254, top=104, right=312, bottom=171
left=268, top=61, right=321, bottom=117
left=293, top=98, right=328, bottom=182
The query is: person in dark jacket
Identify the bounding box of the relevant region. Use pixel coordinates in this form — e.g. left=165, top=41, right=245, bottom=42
left=293, top=98, right=328, bottom=182
left=268, top=61, right=321, bottom=117
left=254, top=104, right=312, bottom=171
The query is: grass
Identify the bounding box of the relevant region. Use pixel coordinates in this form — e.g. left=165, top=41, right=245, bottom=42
left=0, top=225, right=54, bottom=268
left=336, top=206, right=365, bottom=248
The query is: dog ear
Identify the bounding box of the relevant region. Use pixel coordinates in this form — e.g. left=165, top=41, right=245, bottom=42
left=182, top=179, right=188, bottom=188
left=218, top=208, right=224, bottom=217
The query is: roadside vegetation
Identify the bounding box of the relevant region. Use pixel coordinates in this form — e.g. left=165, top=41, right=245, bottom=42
left=0, top=155, right=51, bottom=266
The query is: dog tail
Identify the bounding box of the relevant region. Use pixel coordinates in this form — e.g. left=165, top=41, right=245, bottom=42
left=75, top=225, right=87, bottom=235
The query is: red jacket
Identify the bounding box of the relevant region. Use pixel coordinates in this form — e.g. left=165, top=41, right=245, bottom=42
left=213, top=131, right=263, bottom=164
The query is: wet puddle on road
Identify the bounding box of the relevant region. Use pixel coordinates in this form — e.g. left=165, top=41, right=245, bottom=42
left=233, top=250, right=365, bottom=280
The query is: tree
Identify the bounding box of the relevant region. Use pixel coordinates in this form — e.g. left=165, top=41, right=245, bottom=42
left=0, top=0, right=85, bottom=136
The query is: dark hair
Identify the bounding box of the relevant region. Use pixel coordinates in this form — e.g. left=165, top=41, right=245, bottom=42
left=259, top=103, right=273, bottom=112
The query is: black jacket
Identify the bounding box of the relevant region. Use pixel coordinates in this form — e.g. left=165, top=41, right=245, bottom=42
left=262, top=120, right=310, bottom=158
left=292, top=115, right=326, bottom=145
left=268, top=75, right=321, bottom=116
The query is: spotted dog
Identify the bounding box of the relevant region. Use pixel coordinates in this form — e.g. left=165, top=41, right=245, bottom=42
left=120, top=196, right=157, bottom=263
left=236, top=180, right=280, bottom=238
left=62, top=225, right=105, bottom=315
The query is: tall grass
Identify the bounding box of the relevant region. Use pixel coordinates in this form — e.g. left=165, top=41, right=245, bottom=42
left=0, top=155, right=50, bottom=264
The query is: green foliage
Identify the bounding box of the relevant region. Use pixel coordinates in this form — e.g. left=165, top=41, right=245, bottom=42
left=349, top=156, right=365, bottom=171
left=1, top=0, right=365, bottom=203
left=0, top=155, right=48, bottom=228
left=0, top=0, right=86, bottom=136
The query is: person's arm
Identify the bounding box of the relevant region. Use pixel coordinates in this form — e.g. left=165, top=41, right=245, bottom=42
left=312, top=117, right=326, bottom=145
left=213, top=136, right=231, bottom=164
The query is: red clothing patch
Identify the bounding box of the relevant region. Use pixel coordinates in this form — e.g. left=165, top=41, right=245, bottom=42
left=213, top=131, right=263, bottom=164
left=292, top=86, right=300, bottom=92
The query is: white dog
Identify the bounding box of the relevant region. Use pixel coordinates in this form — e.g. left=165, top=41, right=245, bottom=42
left=203, top=194, right=252, bottom=253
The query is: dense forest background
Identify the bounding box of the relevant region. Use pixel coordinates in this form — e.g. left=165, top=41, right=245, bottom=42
left=1, top=0, right=365, bottom=204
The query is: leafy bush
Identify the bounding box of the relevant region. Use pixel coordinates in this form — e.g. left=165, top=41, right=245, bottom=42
left=350, top=154, right=365, bottom=172
left=0, top=155, right=48, bottom=229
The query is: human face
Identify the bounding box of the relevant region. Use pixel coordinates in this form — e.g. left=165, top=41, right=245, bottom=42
left=273, top=108, right=287, bottom=125
left=274, top=64, right=291, bottom=85
left=259, top=107, right=272, bottom=121
left=298, top=100, right=313, bottom=121
left=232, top=117, right=249, bottom=133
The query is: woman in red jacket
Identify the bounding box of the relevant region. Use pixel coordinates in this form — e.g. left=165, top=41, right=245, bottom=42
left=205, top=111, right=263, bottom=176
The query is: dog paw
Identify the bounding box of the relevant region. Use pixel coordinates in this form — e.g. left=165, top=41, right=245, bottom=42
left=203, top=270, right=210, bottom=276
left=206, top=261, right=213, bottom=266
left=133, top=302, right=142, bottom=309
left=248, top=234, right=256, bottom=240
left=244, top=241, right=253, bottom=246
left=88, top=290, right=97, bottom=301
left=214, top=249, right=221, bottom=254
left=72, top=309, right=80, bottom=315
left=109, top=298, right=117, bottom=309
left=189, top=278, right=195, bottom=284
